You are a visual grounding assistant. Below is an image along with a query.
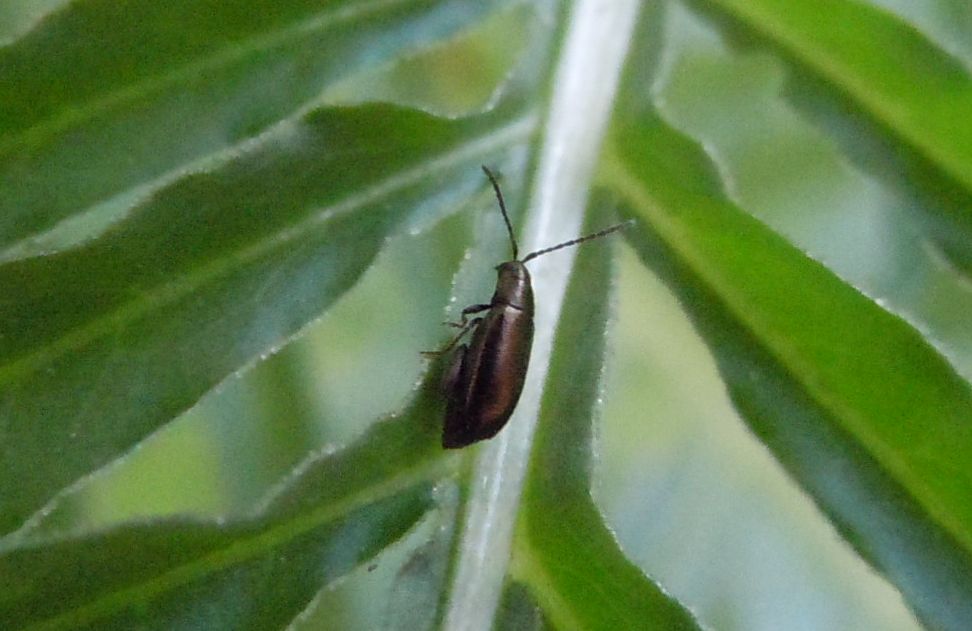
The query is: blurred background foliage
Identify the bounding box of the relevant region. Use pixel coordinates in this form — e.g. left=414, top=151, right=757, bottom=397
left=1, top=0, right=970, bottom=629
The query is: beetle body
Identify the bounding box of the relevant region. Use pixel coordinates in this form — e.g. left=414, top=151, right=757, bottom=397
left=434, top=167, right=629, bottom=449
left=442, top=262, right=534, bottom=448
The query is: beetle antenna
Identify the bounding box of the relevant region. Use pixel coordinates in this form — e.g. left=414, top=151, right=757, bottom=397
left=481, top=166, right=518, bottom=260
left=520, top=220, right=634, bottom=264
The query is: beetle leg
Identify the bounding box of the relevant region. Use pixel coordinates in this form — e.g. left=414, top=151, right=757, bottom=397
left=421, top=317, right=483, bottom=357
left=445, top=303, right=492, bottom=328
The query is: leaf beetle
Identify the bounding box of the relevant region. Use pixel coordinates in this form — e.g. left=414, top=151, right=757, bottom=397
left=428, top=166, right=630, bottom=448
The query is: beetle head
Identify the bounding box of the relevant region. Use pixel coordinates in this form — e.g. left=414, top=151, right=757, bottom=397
left=492, top=261, right=533, bottom=310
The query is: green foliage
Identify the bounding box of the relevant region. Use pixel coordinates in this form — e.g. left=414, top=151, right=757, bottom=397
left=1, top=0, right=969, bottom=629
left=515, top=207, right=701, bottom=630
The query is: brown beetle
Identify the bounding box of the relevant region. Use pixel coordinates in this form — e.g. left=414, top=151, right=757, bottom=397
left=430, top=166, right=629, bottom=448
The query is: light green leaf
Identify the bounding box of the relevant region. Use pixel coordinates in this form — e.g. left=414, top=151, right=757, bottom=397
left=603, top=111, right=972, bottom=631
left=514, top=206, right=702, bottom=631
left=692, top=0, right=972, bottom=270
left=4, top=0, right=967, bottom=628
left=691, top=0, right=972, bottom=186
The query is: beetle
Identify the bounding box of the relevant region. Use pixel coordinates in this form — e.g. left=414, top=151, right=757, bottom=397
left=429, top=166, right=630, bottom=449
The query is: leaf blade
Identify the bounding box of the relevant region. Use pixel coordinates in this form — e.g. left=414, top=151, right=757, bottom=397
left=604, top=111, right=972, bottom=631
left=0, top=0, right=502, bottom=249
left=0, top=103, right=535, bottom=534
left=0, top=371, right=448, bottom=630
left=515, top=205, right=702, bottom=631
left=697, top=0, right=972, bottom=194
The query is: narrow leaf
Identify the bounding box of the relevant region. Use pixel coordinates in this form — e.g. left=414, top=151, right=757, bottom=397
left=692, top=0, right=972, bottom=269
left=515, top=206, right=702, bottom=630
left=0, top=103, right=535, bottom=534
left=0, top=369, right=448, bottom=630
left=695, top=0, right=972, bottom=194
left=604, top=112, right=972, bottom=631
left=0, top=0, right=500, bottom=249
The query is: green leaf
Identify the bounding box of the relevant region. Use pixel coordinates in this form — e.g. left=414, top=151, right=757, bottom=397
left=603, top=111, right=972, bottom=631
left=0, top=103, right=535, bottom=534
left=693, top=0, right=972, bottom=189
left=5, top=0, right=966, bottom=627
left=690, top=0, right=972, bottom=269
left=0, top=0, right=501, bottom=251
left=0, top=372, right=447, bottom=630
left=514, top=206, right=702, bottom=631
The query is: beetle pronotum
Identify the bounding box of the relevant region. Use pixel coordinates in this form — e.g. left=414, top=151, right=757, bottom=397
left=429, top=166, right=630, bottom=449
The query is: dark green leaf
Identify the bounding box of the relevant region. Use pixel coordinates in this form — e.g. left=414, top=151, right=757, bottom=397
left=0, top=0, right=504, bottom=250
left=0, top=103, right=535, bottom=534
left=0, top=370, right=448, bottom=630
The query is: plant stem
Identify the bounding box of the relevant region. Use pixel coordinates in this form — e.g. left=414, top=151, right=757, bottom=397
left=441, top=1, right=642, bottom=628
